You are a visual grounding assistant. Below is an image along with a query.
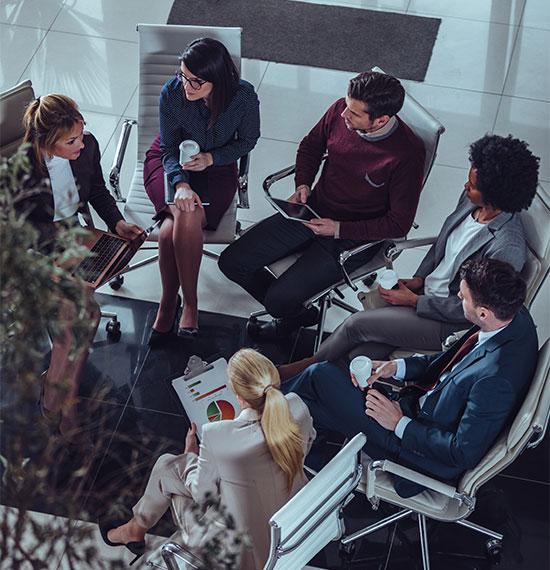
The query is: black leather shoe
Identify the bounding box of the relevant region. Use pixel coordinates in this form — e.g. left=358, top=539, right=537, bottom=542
left=148, top=295, right=182, bottom=346
left=98, top=520, right=146, bottom=566
left=177, top=327, right=199, bottom=338
left=247, top=307, right=319, bottom=341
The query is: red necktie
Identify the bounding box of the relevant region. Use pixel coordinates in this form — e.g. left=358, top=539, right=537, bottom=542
left=408, top=331, right=480, bottom=393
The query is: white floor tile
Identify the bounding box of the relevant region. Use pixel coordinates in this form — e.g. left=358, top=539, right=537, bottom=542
left=258, top=63, right=356, bottom=143
left=21, top=30, right=137, bottom=116
left=241, top=58, right=270, bottom=90
left=0, top=23, right=46, bottom=91
left=494, top=96, right=550, bottom=183
left=503, top=26, right=550, bottom=101
left=51, top=0, right=173, bottom=42
left=408, top=0, right=526, bottom=25
left=423, top=17, right=519, bottom=94
left=521, top=0, right=550, bottom=31
left=404, top=82, right=502, bottom=169
left=0, top=0, right=64, bottom=28
left=82, top=110, right=121, bottom=157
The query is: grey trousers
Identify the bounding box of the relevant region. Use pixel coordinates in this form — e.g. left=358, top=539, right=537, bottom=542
left=315, top=305, right=463, bottom=364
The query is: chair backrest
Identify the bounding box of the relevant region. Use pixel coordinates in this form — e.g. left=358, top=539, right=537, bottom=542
left=136, top=24, right=242, bottom=162
left=458, top=339, right=550, bottom=497
left=0, top=79, right=35, bottom=158
left=372, top=66, right=445, bottom=188
left=263, top=433, right=366, bottom=570
left=519, top=186, right=550, bottom=309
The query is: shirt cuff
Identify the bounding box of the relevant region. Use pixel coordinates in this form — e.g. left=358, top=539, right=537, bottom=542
left=334, top=221, right=341, bottom=239
left=395, top=416, right=411, bottom=439
left=394, top=359, right=406, bottom=380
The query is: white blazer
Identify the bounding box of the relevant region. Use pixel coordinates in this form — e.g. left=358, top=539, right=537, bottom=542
left=177, top=392, right=316, bottom=569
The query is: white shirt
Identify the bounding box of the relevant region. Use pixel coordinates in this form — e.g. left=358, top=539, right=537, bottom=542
left=393, top=326, right=506, bottom=438
left=45, top=154, right=79, bottom=221
left=424, top=213, right=486, bottom=297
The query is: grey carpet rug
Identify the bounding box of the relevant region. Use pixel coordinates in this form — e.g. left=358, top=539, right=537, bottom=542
left=167, top=0, right=440, bottom=81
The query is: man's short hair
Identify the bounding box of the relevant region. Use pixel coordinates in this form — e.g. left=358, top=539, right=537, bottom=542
left=468, top=134, right=539, bottom=213
left=459, top=259, right=526, bottom=321
left=348, top=71, right=405, bottom=119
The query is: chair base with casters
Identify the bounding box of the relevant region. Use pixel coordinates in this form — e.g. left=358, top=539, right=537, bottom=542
left=144, top=433, right=366, bottom=570
left=338, top=339, right=550, bottom=570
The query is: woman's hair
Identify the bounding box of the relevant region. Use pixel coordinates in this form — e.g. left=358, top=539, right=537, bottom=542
left=22, top=94, right=84, bottom=173
left=468, top=134, right=539, bottom=213
left=179, top=37, right=240, bottom=126
left=227, top=348, right=305, bottom=492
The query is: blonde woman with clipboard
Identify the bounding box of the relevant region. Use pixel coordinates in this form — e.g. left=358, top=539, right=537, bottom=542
left=100, top=348, right=315, bottom=569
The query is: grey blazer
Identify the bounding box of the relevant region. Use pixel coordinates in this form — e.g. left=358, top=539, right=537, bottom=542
left=414, top=191, right=526, bottom=323
left=177, top=393, right=316, bottom=570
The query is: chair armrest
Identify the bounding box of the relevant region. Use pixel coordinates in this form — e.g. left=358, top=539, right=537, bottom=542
left=108, top=118, right=136, bottom=203
left=237, top=153, right=250, bottom=209
left=366, top=459, right=475, bottom=510
left=263, top=163, right=296, bottom=195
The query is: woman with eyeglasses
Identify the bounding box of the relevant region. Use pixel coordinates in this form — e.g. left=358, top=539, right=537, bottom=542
left=143, top=38, right=260, bottom=343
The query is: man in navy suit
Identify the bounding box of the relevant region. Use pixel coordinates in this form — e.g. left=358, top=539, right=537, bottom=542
left=284, top=258, right=539, bottom=497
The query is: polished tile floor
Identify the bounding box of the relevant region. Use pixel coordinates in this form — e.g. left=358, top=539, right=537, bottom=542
left=1, top=0, right=549, bottom=567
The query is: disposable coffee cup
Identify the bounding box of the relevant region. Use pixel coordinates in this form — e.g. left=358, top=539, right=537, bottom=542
left=179, top=140, right=200, bottom=164
left=378, top=269, right=399, bottom=290
left=350, top=356, right=373, bottom=388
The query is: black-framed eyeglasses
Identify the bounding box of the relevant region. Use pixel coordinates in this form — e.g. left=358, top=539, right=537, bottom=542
left=175, top=70, right=207, bottom=90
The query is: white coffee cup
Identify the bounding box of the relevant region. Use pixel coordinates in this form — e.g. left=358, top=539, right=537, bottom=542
left=378, top=268, right=399, bottom=290
left=349, top=356, right=373, bottom=388
left=179, top=140, right=200, bottom=164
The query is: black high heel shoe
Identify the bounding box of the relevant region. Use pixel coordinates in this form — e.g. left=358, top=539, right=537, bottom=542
left=98, top=520, right=146, bottom=566
left=148, top=294, right=182, bottom=347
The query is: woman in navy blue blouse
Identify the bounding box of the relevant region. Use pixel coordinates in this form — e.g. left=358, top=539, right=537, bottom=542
left=144, top=38, right=260, bottom=342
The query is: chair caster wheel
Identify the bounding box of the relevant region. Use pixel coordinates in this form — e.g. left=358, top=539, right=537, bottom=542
left=109, top=275, right=124, bottom=290
left=339, top=540, right=356, bottom=558
left=362, top=272, right=377, bottom=287
left=246, top=317, right=260, bottom=337
left=106, top=319, right=121, bottom=341
left=486, top=538, right=502, bottom=564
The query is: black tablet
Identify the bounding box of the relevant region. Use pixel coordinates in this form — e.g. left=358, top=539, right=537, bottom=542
left=266, top=196, right=321, bottom=222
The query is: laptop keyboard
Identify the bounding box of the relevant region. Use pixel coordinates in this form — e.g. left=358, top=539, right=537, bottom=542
left=76, top=234, right=126, bottom=283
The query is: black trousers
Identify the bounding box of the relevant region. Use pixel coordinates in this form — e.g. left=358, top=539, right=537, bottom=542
left=218, top=213, right=381, bottom=318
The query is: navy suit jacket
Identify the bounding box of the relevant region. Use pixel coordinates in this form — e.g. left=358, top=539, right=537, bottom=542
left=394, top=306, right=538, bottom=496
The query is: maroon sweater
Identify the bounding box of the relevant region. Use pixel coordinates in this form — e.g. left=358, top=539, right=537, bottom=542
left=295, top=98, right=425, bottom=241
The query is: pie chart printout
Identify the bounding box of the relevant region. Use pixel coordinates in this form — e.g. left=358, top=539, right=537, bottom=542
left=207, top=400, right=236, bottom=422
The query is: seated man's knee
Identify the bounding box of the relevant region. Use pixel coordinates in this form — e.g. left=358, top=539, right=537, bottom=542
left=218, top=241, right=244, bottom=280
left=152, top=453, right=177, bottom=474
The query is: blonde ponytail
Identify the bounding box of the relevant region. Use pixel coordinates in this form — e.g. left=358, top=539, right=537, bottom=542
left=228, top=349, right=305, bottom=492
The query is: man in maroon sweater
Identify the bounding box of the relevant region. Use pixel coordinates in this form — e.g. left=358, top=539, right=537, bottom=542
left=219, top=71, right=425, bottom=339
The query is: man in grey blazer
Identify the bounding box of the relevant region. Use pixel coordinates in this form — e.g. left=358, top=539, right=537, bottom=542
left=278, top=134, right=539, bottom=379
left=284, top=259, right=539, bottom=497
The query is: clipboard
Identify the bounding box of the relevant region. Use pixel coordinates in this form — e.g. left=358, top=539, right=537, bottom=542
left=172, top=356, right=242, bottom=438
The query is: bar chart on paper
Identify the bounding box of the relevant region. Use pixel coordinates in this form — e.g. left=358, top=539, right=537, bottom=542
left=172, top=357, right=241, bottom=436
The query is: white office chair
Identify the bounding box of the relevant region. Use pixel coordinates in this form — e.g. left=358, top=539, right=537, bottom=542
left=248, top=66, right=445, bottom=351
left=340, top=340, right=550, bottom=570
left=145, top=433, right=366, bottom=570
left=107, top=24, right=251, bottom=289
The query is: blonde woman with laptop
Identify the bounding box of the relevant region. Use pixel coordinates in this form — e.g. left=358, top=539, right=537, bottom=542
left=20, top=94, right=143, bottom=445
left=100, top=348, right=315, bottom=569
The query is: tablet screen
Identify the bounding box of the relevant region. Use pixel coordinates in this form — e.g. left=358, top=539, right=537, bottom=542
left=268, top=197, right=320, bottom=221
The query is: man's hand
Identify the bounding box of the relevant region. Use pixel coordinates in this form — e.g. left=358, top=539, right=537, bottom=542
left=115, top=219, right=144, bottom=239
left=399, top=276, right=424, bottom=292
left=366, top=361, right=397, bottom=386
left=288, top=185, right=311, bottom=204
left=302, top=218, right=336, bottom=236
left=365, top=389, right=403, bottom=431
left=184, top=422, right=199, bottom=454
left=174, top=183, right=203, bottom=212
left=182, top=152, right=214, bottom=172
left=378, top=282, right=419, bottom=307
